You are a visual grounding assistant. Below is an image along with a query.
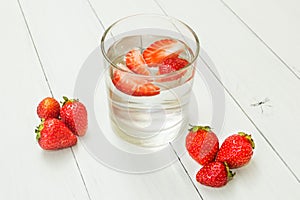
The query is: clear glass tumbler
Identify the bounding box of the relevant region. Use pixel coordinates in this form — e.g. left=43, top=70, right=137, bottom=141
left=101, top=14, right=200, bottom=147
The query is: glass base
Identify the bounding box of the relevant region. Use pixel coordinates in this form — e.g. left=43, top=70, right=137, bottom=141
left=110, top=118, right=188, bottom=147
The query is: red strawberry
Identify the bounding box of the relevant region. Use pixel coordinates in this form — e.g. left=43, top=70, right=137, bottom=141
left=216, top=132, right=255, bottom=168
left=196, top=161, right=235, bottom=188
left=186, top=126, right=219, bottom=165
left=159, top=55, right=189, bottom=73
left=35, top=118, right=77, bottom=150
left=60, top=96, right=88, bottom=136
left=37, top=97, right=60, bottom=120
left=112, top=64, right=160, bottom=96
left=142, top=39, right=184, bottom=66
left=157, top=55, right=189, bottom=81
left=125, top=48, right=150, bottom=75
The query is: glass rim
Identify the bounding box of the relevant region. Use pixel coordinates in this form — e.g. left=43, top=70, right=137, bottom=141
left=100, top=13, right=200, bottom=78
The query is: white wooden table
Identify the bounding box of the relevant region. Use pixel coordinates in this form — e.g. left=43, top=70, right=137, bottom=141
left=1, top=0, right=299, bottom=199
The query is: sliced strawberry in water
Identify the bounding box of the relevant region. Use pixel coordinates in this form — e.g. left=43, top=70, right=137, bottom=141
left=159, top=55, right=189, bottom=74
left=157, top=55, right=189, bottom=82
left=112, top=64, right=160, bottom=96
left=133, top=82, right=160, bottom=96
left=142, top=39, right=185, bottom=66
left=125, top=48, right=150, bottom=75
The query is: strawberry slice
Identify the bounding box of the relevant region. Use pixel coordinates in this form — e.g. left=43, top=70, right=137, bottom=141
left=159, top=55, right=189, bottom=74
left=112, top=64, right=160, bottom=96
left=142, top=39, right=185, bottom=66
left=157, top=55, right=189, bottom=81
left=125, top=48, right=150, bottom=75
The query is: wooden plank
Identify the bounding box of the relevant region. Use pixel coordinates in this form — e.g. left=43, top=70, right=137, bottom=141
left=221, top=0, right=300, bottom=78
left=0, top=1, right=89, bottom=199
left=19, top=0, right=201, bottom=199
left=156, top=0, right=300, bottom=179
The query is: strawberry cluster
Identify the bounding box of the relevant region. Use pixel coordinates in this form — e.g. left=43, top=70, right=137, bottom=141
left=112, top=39, right=189, bottom=96
left=35, top=96, right=88, bottom=150
left=185, top=126, right=255, bottom=188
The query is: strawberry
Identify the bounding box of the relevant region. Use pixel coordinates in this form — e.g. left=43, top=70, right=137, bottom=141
left=185, top=126, right=219, bottom=165
left=216, top=132, right=255, bottom=168
left=60, top=96, right=88, bottom=136
left=37, top=97, right=60, bottom=120
left=157, top=55, right=189, bottom=81
left=112, top=64, right=160, bottom=96
left=142, top=39, right=184, bottom=66
left=196, top=161, right=235, bottom=188
left=159, top=55, right=189, bottom=74
left=125, top=48, right=150, bottom=75
left=35, top=118, right=77, bottom=150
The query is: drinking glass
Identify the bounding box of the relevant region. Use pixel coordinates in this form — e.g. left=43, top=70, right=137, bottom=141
left=101, top=14, right=200, bottom=147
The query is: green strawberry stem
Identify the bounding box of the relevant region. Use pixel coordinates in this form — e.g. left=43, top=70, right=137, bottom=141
left=188, top=124, right=211, bottom=132
left=238, top=132, right=255, bottom=149
left=224, top=162, right=236, bottom=180
left=63, top=96, right=69, bottom=102
left=61, top=96, right=78, bottom=106
left=35, top=119, right=45, bottom=141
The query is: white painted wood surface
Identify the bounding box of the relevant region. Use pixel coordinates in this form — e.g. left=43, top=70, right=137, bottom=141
left=0, top=0, right=299, bottom=199
left=0, top=0, right=89, bottom=199
left=221, top=0, right=300, bottom=78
